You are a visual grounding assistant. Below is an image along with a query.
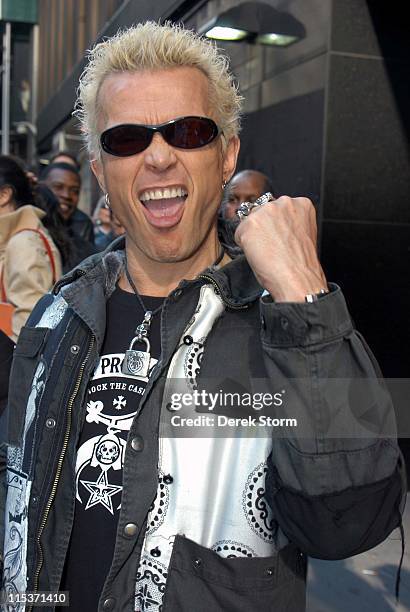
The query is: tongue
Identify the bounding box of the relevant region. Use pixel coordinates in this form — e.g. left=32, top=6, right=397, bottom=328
left=143, top=196, right=186, bottom=218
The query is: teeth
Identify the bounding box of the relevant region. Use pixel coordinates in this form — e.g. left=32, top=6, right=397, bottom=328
left=140, top=187, right=187, bottom=202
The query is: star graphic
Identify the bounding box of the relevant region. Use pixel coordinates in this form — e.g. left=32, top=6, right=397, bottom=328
left=80, top=471, right=122, bottom=514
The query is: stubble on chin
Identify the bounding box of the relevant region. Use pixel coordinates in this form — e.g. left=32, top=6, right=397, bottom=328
left=127, top=234, right=189, bottom=264
left=143, top=245, right=191, bottom=264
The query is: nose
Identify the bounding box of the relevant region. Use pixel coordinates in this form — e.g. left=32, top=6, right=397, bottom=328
left=60, top=187, right=72, bottom=200
left=143, top=132, right=177, bottom=172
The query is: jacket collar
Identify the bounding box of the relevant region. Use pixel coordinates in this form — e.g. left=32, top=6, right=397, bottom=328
left=57, top=236, right=263, bottom=345
left=199, top=255, right=263, bottom=306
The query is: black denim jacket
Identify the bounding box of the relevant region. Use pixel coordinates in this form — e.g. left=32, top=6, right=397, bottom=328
left=1, top=238, right=405, bottom=611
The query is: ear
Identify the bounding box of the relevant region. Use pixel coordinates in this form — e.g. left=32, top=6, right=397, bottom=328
left=91, top=158, right=106, bottom=193
left=222, top=136, right=240, bottom=184
left=0, top=185, right=14, bottom=208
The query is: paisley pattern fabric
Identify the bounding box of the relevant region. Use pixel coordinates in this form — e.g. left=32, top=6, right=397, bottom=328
left=134, top=286, right=284, bottom=611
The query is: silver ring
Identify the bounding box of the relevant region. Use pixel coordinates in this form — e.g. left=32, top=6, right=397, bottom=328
left=236, top=201, right=255, bottom=220
left=236, top=192, right=275, bottom=221
left=254, top=192, right=275, bottom=207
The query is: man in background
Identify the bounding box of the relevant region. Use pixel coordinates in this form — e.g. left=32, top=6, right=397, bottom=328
left=41, top=162, right=96, bottom=265
left=93, top=194, right=125, bottom=251
left=42, top=162, right=94, bottom=244
left=50, top=151, right=80, bottom=170
left=223, top=169, right=275, bottom=220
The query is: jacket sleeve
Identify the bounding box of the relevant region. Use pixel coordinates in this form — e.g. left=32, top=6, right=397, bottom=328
left=3, top=231, right=61, bottom=341
left=261, top=283, right=405, bottom=559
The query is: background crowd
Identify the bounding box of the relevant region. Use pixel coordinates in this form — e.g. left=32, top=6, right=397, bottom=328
left=0, top=151, right=127, bottom=412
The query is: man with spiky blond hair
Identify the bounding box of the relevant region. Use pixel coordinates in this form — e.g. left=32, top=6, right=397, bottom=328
left=2, top=22, right=404, bottom=612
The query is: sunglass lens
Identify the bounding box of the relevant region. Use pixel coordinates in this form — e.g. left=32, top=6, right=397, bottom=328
left=165, top=117, right=218, bottom=149
left=102, top=125, right=151, bottom=156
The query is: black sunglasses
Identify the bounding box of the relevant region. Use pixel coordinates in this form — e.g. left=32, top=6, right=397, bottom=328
left=100, top=116, right=220, bottom=157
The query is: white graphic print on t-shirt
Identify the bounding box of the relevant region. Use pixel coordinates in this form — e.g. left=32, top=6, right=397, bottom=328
left=75, top=352, right=158, bottom=515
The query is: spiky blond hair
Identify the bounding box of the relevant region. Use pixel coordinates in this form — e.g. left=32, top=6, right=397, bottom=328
left=74, top=21, right=242, bottom=158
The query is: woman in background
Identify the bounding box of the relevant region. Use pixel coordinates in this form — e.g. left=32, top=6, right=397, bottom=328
left=0, top=155, right=62, bottom=341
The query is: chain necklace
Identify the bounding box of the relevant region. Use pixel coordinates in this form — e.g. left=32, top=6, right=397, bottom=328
left=121, top=248, right=225, bottom=378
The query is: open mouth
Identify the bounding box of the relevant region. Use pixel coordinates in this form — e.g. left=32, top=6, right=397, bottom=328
left=58, top=202, right=73, bottom=218
left=139, top=186, right=188, bottom=228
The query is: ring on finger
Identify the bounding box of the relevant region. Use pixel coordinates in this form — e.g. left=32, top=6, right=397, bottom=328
left=236, top=191, right=275, bottom=220
left=254, top=192, right=275, bottom=207
left=236, top=201, right=255, bottom=220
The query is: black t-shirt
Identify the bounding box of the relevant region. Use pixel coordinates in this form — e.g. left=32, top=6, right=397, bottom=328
left=60, top=287, right=163, bottom=611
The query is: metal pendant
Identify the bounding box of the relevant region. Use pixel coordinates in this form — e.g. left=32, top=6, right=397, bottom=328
left=122, top=336, right=151, bottom=378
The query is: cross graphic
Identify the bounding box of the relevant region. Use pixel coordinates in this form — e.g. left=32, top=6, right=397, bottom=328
left=113, top=395, right=126, bottom=410
left=138, top=583, right=158, bottom=611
